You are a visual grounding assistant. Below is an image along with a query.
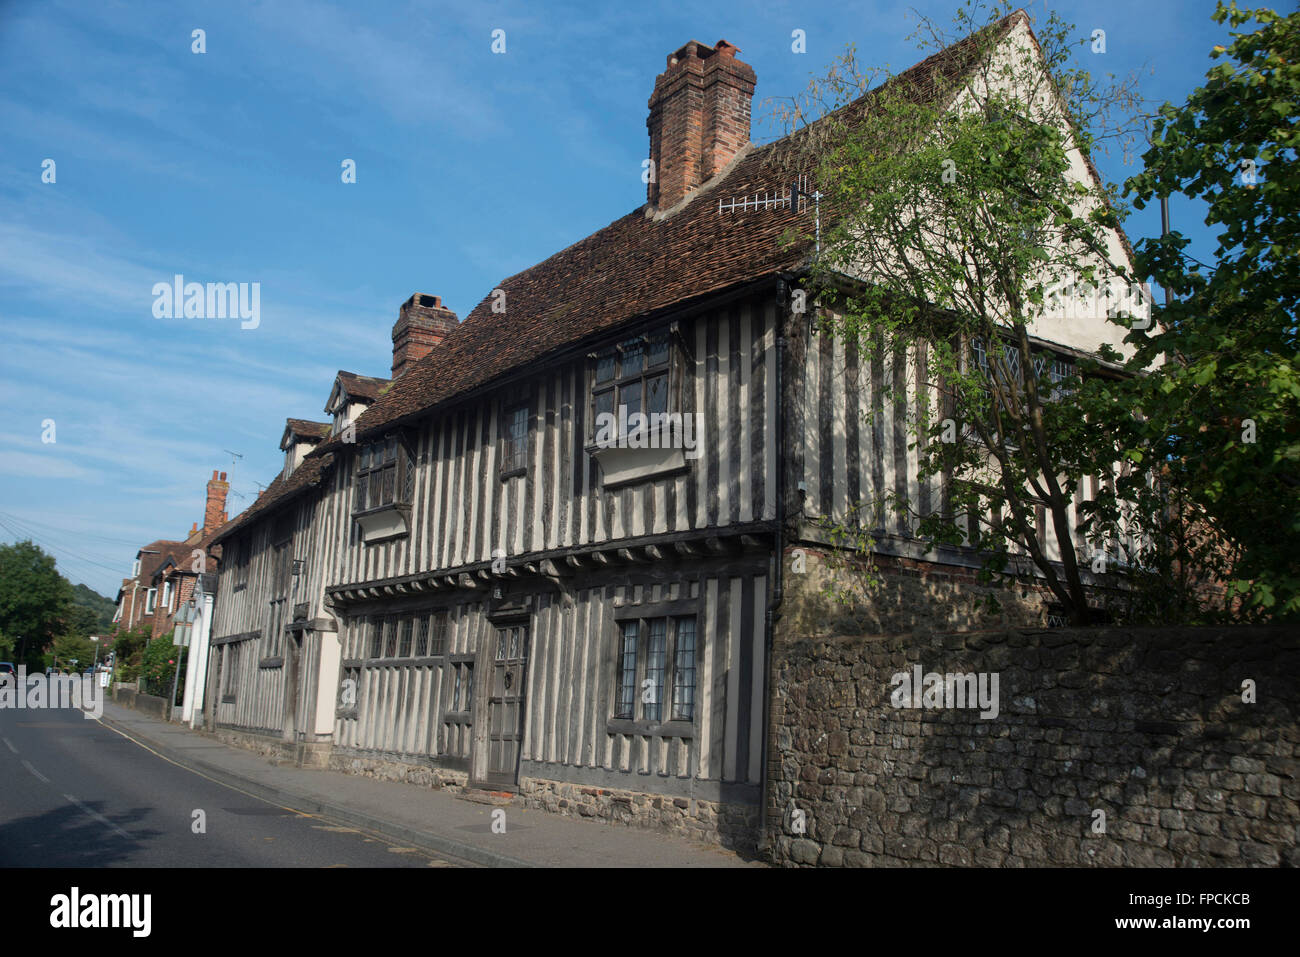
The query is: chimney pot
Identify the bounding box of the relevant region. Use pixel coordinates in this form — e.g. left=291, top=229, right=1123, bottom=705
left=203, top=469, right=230, bottom=537
left=646, top=38, right=755, bottom=210
left=392, top=293, right=459, bottom=377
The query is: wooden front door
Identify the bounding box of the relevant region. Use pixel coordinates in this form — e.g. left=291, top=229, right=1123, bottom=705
left=483, top=623, right=528, bottom=789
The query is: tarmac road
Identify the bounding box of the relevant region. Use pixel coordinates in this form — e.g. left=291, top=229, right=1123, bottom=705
left=0, top=704, right=461, bottom=867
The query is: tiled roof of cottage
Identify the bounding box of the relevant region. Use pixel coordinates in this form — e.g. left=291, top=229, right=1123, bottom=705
left=335, top=371, right=390, bottom=402
left=209, top=452, right=334, bottom=544
left=139, top=541, right=186, bottom=582
left=214, top=11, right=1030, bottom=542
left=285, top=418, right=332, bottom=441
left=339, top=12, right=1024, bottom=442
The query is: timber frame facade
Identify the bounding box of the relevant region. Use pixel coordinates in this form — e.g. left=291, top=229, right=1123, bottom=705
left=202, top=13, right=1142, bottom=848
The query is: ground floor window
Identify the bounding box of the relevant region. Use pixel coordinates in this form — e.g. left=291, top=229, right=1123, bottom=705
left=222, top=643, right=242, bottom=700
left=614, top=615, right=696, bottom=722
left=450, top=661, right=473, bottom=713
left=365, top=610, right=451, bottom=660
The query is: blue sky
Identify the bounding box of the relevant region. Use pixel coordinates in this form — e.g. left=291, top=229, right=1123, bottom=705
left=0, top=0, right=1240, bottom=597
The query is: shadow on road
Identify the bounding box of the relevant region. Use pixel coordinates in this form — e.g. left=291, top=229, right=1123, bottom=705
left=0, top=800, right=159, bottom=867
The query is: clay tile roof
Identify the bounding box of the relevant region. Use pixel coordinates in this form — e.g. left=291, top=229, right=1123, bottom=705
left=209, top=452, right=334, bottom=545
left=343, top=12, right=1025, bottom=442
left=282, top=418, right=332, bottom=450
left=141, top=542, right=187, bottom=582
left=218, top=12, right=1037, bottom=533
left=336, top=371, right=390, bottom=402
left=285, top=418, right=331, bottom=441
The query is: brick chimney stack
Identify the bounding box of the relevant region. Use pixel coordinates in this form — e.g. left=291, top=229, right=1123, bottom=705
left=392, top=293, right=459, bottom=377
left=646, top=39, right=755, bottom=210
left=204, top=470, right=229, bottom=535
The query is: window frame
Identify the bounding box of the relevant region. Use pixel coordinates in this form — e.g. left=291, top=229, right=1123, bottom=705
left=222, top=642, right=241, bottom=702
left=232, top=536, right=249, bottom=591
left=968, top=334, right=1076, bottom=405
left=448, top=660, right=474, bottom=715
left=354, top=432, right=416, bottom=515
left=588, top=331, right=677, bottom=445
left=499, top=399, right=530, bottom=479
left=364, top=610, right=451, bottom=662
left=610, top=607, right=699, bottom=730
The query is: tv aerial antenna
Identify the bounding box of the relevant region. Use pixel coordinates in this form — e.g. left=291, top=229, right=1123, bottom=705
left=718, top=173, right=823, bottom=252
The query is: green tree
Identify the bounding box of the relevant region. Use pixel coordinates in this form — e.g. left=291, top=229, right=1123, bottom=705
left=69, top=583, right=116, bottom=635
left=0, top=540, right=73, bottom=666
left=112, top=624, right=152, bottom=683
left=50, top=634, right=96, bottom=672
left=1118, top=2, right=1299, bottom=620
left=780, top=1, right=1147, bottom=623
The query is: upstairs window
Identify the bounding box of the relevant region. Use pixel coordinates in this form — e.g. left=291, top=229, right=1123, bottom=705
left=500, top=401, right=529, bottom=476
left=970, top=336, right=1074, bottom=405
left=1032, top=352, right=1075, bottom=401
left=145, top=588, right=157, bottom=615
left=590, top=332, right=674, bottom=441
left=355, top=434, right=414, bottom=512
left=233, top=536, right=250, bottom=589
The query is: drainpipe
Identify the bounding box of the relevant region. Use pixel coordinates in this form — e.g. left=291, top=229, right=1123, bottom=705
left=757, top=282, right=789, bottom=854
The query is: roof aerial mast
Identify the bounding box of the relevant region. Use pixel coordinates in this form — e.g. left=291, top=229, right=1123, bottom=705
left=718, top=173, right=823, bottom=253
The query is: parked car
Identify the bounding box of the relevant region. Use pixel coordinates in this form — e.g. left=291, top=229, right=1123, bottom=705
left=0, top=662, right=15, bottom=688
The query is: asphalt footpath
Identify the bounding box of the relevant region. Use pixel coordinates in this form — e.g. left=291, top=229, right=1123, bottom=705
left=96, top=700, right=764, bottom=868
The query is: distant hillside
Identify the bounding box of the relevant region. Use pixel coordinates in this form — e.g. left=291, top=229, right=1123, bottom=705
left=70, top=582, right=116, bottom=634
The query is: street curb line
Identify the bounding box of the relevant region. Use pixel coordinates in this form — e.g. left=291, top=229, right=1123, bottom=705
left=98, top=713, right=535, bottom=869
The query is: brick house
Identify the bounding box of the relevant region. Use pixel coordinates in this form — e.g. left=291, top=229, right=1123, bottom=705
left=203, top=12, right=1142, bottom=849
left=113, top=470, right=228, bottom=639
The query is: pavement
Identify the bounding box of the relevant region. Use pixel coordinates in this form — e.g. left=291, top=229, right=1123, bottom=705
left=96, top=700, right=765, bottom=867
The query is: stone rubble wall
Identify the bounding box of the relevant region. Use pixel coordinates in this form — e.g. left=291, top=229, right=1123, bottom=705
left=767, top=621, right=1299, bottom=867
left=516, top=777, right=758, bottom=851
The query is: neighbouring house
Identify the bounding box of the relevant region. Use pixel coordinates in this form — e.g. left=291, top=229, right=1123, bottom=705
left=112, top=470, right=228, bottom=639
left=203, top=11, right=1142, bottom=850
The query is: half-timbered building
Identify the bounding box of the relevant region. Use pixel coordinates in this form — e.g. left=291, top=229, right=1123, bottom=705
left=204, top=12, right=1143, bottom=847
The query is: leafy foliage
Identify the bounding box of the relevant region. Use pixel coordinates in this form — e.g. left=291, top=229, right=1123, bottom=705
left=1117, top=2, right=1300, bottom=620
left=140, top=635, right=181, bottom=697
left=70, top=582, right=116, bottom=635
left=49, top=633, right=97, bottom=671
left=112, top=624, right=153, bottom=683
left=787, top=1, right=1147, bottom=623
left=0, top=540, right=74, bottom=666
